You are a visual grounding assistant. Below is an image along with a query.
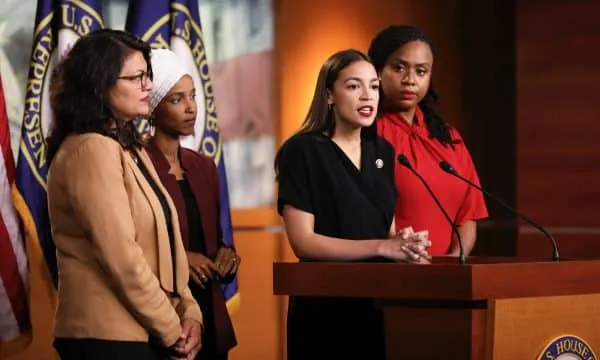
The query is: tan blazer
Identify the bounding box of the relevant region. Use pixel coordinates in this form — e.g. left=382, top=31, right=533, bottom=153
left=47, top=133, right=202, bottom=347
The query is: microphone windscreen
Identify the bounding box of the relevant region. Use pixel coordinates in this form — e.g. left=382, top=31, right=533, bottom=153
left=397, top=154, right=411, bottom=168
left=439, top=161, right=455, bottom=174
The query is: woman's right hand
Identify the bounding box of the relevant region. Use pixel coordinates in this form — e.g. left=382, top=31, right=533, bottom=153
left=378, top=227, right=432, bottom=263
left=187, top=252, right=220, bottom=288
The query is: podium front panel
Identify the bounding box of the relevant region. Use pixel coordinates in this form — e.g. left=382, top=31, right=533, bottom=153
left=486, top=294, right=600, bottom=360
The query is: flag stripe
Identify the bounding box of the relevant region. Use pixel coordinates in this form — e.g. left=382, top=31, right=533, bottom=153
left=0, top=92, right=29, bottom=291
left=0, top=278, right=19, bottom=341
left=12, top=187, right=57, bottom=309
left=0, top=74, right=14, bottom=185
left=0, top=217, right=28, bottom=333
left=0, top=135, right=13, bottom=185
left=0, top=156, right=29, bottom=332
left=0, top=69, right=30, bottom=352
left=0, top=183, right=29, bottom=331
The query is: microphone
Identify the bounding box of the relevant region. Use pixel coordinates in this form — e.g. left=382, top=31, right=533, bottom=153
left=397, top=154, right=467, bottom=264
left=439, top=160, right=560, bottom=262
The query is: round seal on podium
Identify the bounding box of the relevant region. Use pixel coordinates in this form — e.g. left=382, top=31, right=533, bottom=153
left=538, top=335, right=597, bottom=360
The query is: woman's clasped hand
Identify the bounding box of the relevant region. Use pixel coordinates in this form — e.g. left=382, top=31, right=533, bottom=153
left=379, top=226, right=432, bottom=264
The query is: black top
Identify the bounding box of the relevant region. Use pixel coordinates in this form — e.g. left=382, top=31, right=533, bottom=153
left=177, top=177, right=217, bottom=353
left=133, top=152, right=178, bottom=297
left=178, top=178, right=207, bottom=253
left=277, top=133, right=397, bottom=254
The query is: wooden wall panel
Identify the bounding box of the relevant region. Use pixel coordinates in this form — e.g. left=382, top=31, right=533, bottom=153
left=518, top=233, right=600, bottom=260
left=516, top=0, right=600, bottom=256
left=516, top=1, right=600, bottom=227
left=228, top=231, right=283, bottom=360
left=456, top=0, right=517, bottom=257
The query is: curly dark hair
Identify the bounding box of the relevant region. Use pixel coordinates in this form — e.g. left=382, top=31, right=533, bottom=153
left=46, top=29, right=152, bottom=164
left=368, top=25, right=458, bottom=146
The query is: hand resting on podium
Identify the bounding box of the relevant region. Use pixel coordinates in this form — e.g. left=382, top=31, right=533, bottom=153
left=390, top=226, right=432, bottom=264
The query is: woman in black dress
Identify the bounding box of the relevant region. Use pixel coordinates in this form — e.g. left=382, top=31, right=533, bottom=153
left=275, top=49, right=432, bottom=360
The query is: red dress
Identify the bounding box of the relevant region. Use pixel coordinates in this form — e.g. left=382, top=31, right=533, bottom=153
left=377, top=107, right=489, bottom=255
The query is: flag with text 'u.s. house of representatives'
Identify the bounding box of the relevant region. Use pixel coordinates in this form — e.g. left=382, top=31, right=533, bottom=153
left=13, top=0, right=104, bottom=301
left=126, top=0, right=239, bottom=313
left=0, top=74, right=31, bottom=357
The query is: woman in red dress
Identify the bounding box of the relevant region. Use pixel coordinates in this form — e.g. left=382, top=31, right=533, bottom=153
left=368, top=25, right=489, bottom=257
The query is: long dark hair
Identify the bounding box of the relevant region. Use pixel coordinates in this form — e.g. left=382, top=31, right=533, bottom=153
left=368, top=25, right=457, bottom=146
left=274, top=49, right=373, bottom=178
left=47, top=29, right=152, bottom=164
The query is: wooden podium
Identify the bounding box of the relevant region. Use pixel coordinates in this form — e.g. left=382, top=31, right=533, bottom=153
left=273, top=257, right=600, bottom=360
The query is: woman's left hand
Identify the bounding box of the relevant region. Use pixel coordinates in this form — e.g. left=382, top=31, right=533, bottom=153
left=214, top=247, right=240, bottom=278
left=173, top=318, right=202, bottom=360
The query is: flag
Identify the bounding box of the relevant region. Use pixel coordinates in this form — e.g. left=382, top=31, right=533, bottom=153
left=0, top=74, right=31, bottom=356
left=13, top=0, right=104, bottom=301
left=126, top=0, right=240, bottom=312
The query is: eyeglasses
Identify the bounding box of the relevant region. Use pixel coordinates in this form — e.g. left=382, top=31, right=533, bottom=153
left=117, top=71, right=151, bottom=88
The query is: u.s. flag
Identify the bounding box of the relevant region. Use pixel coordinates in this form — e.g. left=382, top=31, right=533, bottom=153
left=126, top=0, right=239, bottom=312
left=0, top=74, right=31, bottom=357
left=13, top=0, right=104, bottom=302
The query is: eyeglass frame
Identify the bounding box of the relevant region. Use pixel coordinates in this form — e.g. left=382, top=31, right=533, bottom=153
left=116, top=71, right=152, bottom=88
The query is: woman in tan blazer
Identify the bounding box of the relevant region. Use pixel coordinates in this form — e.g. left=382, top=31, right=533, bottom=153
left=46, top=29, right=202, bottom=360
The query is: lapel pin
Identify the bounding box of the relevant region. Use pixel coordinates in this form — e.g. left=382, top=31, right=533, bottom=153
left=375, top=158, right=384, bottom=169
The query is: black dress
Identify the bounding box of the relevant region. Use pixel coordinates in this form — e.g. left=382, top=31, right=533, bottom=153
left=178, top=178, right=226, bottom=360
left=277, top=133, right=397, bottom=360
